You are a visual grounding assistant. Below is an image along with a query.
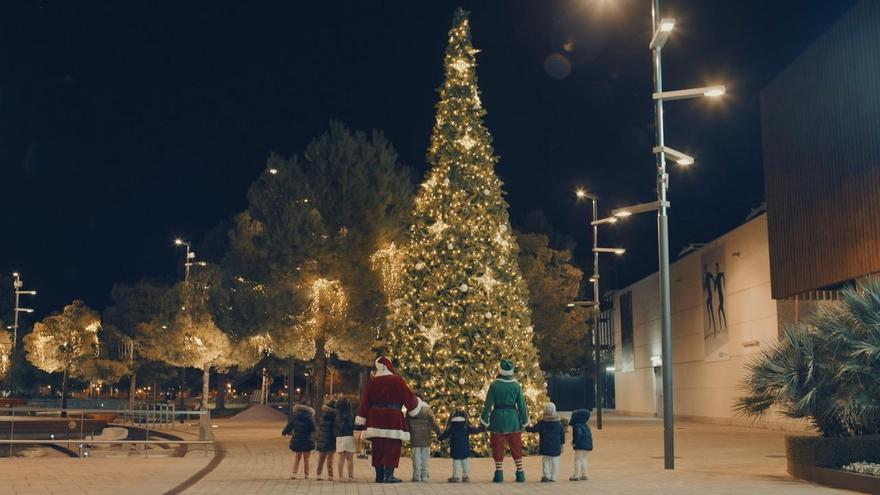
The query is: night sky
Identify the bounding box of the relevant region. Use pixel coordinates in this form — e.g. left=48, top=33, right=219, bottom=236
left=0, top=1, right=855, bottom=317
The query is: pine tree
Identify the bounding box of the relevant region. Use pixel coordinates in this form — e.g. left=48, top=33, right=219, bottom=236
left=388, top=8, right=547, bottom=454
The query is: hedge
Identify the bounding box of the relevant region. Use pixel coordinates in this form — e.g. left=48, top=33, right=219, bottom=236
left=786, top=435, right=880, bottom=468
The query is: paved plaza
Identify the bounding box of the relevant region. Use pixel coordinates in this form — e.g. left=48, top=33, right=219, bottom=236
left=182, top=414, right=853, bottom=495
left=0, top=423, right=213, bottom=495
left=0, top=414, right=860, bottom=494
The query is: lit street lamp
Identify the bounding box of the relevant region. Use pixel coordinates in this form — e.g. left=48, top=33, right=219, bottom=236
left=174, top=238, right=207, bottom=283
left=575, top=189, right=625, bottom=430
left=10, top=272, right=37, bottom=378
left=646, top=0, right=726, bottom=469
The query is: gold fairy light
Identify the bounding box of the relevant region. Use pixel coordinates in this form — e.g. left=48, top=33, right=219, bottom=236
left=309, top=278, right=347, bottom=321
left=371, top=243, right=404, bottom=304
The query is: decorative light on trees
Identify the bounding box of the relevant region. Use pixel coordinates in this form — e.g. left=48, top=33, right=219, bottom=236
left=24, top=300, right=100, bottom=412
left=0, top=331, right=11, bottom=379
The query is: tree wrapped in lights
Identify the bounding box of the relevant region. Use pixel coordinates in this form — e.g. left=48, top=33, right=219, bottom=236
left=387, top=8, right=548, bottom=455
left=162, top=266, right=233, bottom=409
left=0, top=330, right=11, bottom=381
left=226, top=122, right=412, bottom=409
left=24, top=300, right=100, bottom=411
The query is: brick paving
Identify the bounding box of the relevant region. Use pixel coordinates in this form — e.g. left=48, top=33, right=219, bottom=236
left=182, top=415, right=856, bottom=495
left=0, top=424, right=213, bottom=495
left=0, top=415, right=859, bottom=494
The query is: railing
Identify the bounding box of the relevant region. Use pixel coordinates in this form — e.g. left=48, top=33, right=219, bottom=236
left=0, top=407, right=214, bottom=459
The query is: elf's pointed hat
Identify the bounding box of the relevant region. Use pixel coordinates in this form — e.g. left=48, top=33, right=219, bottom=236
left=499, top=359, right=515, bottom=377
left=376, top=356, right=395, bottom=374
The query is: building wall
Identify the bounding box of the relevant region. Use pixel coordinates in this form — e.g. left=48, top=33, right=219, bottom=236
left=611, top=215, right=802, bottom=429
left=762, top=0, right=880, bottom=299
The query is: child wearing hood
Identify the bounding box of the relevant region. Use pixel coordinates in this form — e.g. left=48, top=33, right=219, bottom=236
left=525, top=402, right=565, bottom=482
left=406, top=397, right=442, bottom=481
left=568, top=408, right=593, bottom=481
left=335, top=398, right=356, bottom=481
left=316, top=400, right=338, bottom=480
left=282, top=403, right=317, bottom=479
left=437, top=408, right=483, bottom=482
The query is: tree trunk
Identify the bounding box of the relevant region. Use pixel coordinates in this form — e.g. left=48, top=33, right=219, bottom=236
left=215, top=373, right=226, bottom=411
left=312, top=337, right=327, bottom=412
left=358, top=367, right=368, bottom=398
left=129, top=372, right=137, bottom=409
left=261, top=368, right=268, bottom=405
left=178, top=367, right=187, bottom=422
left=202, top=364, right=210, bottom=410
left=61, top=368, right=69, bottom=418
left=287, top=357, right=295, bottom=415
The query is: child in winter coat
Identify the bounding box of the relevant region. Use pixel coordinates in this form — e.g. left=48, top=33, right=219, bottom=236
left=525, top=402, right=565, bottom=482
left=437, top=408, right=483, bottom=483
left=335, top=398, right=356, bottom=481
left=316, top=401, right=338, bottom=480
left=282, top=403, right=317, bottom=479
left=569, top=408, right=593, bottom=481
left=406, top=398, right=442, bottom=481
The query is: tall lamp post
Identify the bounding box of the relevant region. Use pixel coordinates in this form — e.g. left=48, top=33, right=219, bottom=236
left=173, top=238, right=207, bottom=283
left=648, top=0, right=726, bottom=469
left=9, top=273, right=36, bottom=382
left=172, top=238, right=206, bottom=415
left=573, top=189, right=624, bottom=430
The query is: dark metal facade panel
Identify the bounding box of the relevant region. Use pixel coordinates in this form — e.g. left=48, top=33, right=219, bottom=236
left=761, top=0, right=880, bottom=299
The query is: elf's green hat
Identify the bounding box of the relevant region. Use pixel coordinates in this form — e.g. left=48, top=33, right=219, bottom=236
left=499, top=359, right=515, bottom=376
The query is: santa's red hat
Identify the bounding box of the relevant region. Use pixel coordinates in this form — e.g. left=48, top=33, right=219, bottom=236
left=375, top=356, right=395, bottom=374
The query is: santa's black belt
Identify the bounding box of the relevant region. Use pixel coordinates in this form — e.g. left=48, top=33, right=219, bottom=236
left=494, top=404, right=516, bottom=410
left=372, top=403, right=403, bottom=410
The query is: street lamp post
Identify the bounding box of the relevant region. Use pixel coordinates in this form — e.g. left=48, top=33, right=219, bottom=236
left=10, top=272, right=36, bottom=381
left=648, top=0, right=725, bottom=469
left=575, top=190, right=624, bottom=430
left=174, top=238, right=207, bottom=283
left=172, top=238, right=207, bottom=417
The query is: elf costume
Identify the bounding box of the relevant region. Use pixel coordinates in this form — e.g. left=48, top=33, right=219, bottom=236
left=480, top=359, right=529, bottom=483
left=356, top=356, right=421, bottom=483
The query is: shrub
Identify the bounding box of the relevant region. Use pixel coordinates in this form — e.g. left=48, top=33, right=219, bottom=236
left=736, top=277, right=880, bottom=437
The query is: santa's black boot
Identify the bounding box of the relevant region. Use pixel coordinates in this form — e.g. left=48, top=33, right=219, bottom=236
left=375, top=466, right=384, bottom=483
left=384, top=466, right=402, bottom=483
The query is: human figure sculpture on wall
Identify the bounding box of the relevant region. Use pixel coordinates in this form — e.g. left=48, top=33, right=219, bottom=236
left=703, top=264, right=716, bottom=336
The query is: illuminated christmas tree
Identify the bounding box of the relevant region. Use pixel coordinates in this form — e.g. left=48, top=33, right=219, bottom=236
left=388, top=8, right=547, bottom=454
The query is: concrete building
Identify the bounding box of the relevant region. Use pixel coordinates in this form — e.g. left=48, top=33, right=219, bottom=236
left=608, top=214, right=799, bottom=428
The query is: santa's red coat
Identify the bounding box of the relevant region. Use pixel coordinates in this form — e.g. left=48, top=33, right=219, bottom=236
left=355, top=372, right=421, bottom=441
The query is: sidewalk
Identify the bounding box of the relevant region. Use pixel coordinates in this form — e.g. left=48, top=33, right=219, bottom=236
left=182, top=414, right=856, bottom=494
left=0, top=423, right=213, bottom=495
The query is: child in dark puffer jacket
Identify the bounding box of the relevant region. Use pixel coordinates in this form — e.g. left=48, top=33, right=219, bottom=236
left=316, top=401, right=338, bottom=481
left=437, top=408, right=483, bottom=483
left=282, top=403, right=317, bottom=479
left=526, top=402, right=565, bottom=482
left=569, top=409, right=593, bottom=481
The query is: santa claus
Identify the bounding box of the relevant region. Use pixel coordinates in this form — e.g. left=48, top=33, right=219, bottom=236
left=356, top=356, right=421, bottom=483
